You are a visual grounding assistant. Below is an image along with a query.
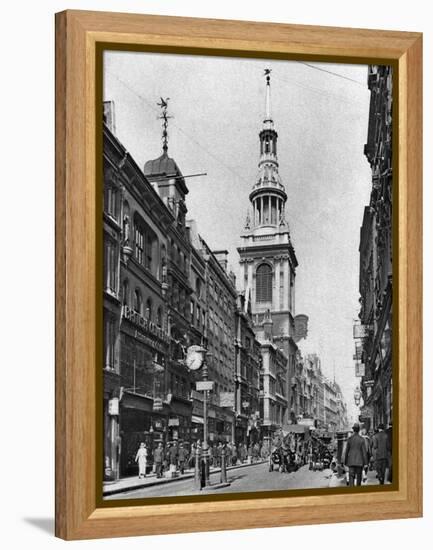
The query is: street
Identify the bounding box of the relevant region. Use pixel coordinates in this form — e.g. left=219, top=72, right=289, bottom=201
left=106, top=462, right=333, bottom=500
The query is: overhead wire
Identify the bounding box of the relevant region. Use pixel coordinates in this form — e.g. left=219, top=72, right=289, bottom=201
left=296, top=61, right=367, bottom=87
left=105, top=69, right=365, bottom=250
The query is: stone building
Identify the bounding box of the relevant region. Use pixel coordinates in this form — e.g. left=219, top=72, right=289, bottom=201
left=200, top=244, right=238, bottom=443
left=103, top=120, right=173, bottom=479
left=303, top=353, right=325, bottom=428
left=143, top=142, right=194, bottom=444
left=237, top=71, right=307, bottom=434
left=357, top=65, right=393, bottom=431
left=234, top=291, right=262, bottom=445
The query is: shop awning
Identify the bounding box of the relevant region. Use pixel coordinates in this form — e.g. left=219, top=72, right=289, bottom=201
left=191, top=415, right=204, bottom=425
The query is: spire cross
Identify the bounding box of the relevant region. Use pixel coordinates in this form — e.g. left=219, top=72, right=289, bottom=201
left=157, top=97, right=172, bottom=153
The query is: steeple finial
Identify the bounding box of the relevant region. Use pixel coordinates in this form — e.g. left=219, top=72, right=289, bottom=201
left=157, top=97, right=172, bottom=154
left=244, top=209, right=251, bottom=230
left=263, top=68, right=272, bottom=124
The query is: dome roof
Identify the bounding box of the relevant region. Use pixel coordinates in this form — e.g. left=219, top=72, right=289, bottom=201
left=143, top=152, right=181, bottom=177
left=143, top=152, right=188, bottom=195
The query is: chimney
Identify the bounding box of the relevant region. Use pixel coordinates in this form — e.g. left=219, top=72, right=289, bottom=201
left=212, top=249, right=229, bottom=272
left=103, top=101, right=116, bottom=134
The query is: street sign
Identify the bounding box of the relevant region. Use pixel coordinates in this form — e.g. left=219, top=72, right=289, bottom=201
left=355, top=363, right=365, bottom=377
left=108, top=397, right=119, bottom=415
left=353, top=324, right=372, bottom=339
left=219, top=392, right=235, bottom=408
left=168, top=417, right=179, bottom=427
left=196, top=380, right=214, bottom=392
left=153, top=397, right=163, bottom=411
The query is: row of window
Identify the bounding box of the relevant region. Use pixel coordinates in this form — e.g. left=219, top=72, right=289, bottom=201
left=190, top=300, right=206, bottom=332
left=208, top=278, right=233, bottom=316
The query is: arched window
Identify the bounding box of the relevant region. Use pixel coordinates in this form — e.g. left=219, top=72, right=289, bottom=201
left=145, top=298, right=152, bottom=321
left=256, top=264, right=272, bottom=302
left=157, top=306, right=163, bottom=328
left=133, top=289, right=142, bottom=314
left=122, top=279, right=129, bottom=306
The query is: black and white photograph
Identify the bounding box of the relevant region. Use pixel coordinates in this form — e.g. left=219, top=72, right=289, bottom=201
left=102, top=51, right=393, bottom=500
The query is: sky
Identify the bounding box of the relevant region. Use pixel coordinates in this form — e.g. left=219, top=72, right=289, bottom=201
left=103, top=51, right=373, bottom=420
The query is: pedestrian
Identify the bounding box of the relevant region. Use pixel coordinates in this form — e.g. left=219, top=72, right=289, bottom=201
left=135, top=442, right=148, bottom=479
left=238, top=443, right=244, bottom=463
left=163, top=444, right=170, bottom=473
left=231, top=442, right=238, bottom=466
left=343, top=423, right=368, bottom=486
left=178, top=443, right=187, bottom=474
left=224, top=442, right=230, bottom=467
left=153, top=442, right=164, bottom=478
left=169, top=441, right=178, bottom=471
left=386, top=423, right=393, bottom=483
left=189, top=442, right=196, bottom=469
left=372, top=424, right=390, bottom=484
left=253, top=442, right=259, bottom=462
left=247, top=444, right=253, bottom=464
left=216, top=442, right=223, bottom=467
left=208, top=443, right=214, bottom=467
left=360, top=428, right=371, bottom=483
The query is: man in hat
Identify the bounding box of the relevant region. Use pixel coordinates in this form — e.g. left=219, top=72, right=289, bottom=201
left=343, top=423, right=368, bottom=486
left=372, top=423, right=390, bottom=484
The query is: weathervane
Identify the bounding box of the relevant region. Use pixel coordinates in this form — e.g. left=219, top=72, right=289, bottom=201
left=157, top=96, right=172, bottom=153
left=264, top=68, right=272, bottom=84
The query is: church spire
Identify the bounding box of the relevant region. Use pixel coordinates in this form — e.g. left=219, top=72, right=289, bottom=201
left=246, top=70, right=287, bottom=229
left=263, top=68, right=273, bottom=128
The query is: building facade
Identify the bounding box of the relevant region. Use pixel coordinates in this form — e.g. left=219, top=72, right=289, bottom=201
left=103, top=122, right=174, bottom=480
left=357, top=65, right=393, bottom=431
left=237, top=72, right=308, bottom=434
left=201, top=245, right=238, bottom=443
left=234, top=291, right=262, bottom=445
left=143, top=145, right=194, bottom=444
left=323, top=378, right=339, bottom=434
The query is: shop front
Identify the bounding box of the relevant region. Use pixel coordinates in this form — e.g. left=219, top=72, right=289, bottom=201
left=235, top=414, right=248, bottom=446
left=119, top=391, right=170, bottom=477
left=167, top=395, right=192, bottom=443
left=103, top=369, right=121, bottom=481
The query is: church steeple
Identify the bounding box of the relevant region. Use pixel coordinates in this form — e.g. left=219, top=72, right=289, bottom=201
left=249, top=70, right=287, bottom=229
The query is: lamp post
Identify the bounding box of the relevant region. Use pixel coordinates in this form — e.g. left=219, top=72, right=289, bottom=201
left=185, top=345, right=213, bottom=488
left=201, top=353, right=211, bottom=484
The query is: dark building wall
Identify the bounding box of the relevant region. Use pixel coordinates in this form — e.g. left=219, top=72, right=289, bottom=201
left=358, top=65, right=393, bottom=431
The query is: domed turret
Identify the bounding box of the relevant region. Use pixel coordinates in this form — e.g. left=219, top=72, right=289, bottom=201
left=248, top=70, right=288, bottom=229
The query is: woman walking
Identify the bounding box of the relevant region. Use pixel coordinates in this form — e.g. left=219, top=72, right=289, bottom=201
left=135, top=442, right=148, bottom=479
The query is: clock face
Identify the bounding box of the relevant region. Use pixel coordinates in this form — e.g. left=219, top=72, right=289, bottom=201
left=185, top=346, right=205, bottom=371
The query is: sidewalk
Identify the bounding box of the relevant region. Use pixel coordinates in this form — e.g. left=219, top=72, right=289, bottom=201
left=103, top=459, right=267, bottom=497
left=328, top=467, right=389, bottom=488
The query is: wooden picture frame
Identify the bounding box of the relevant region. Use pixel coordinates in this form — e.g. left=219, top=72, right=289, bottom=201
left=55, top=9, right=422, bottom=540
